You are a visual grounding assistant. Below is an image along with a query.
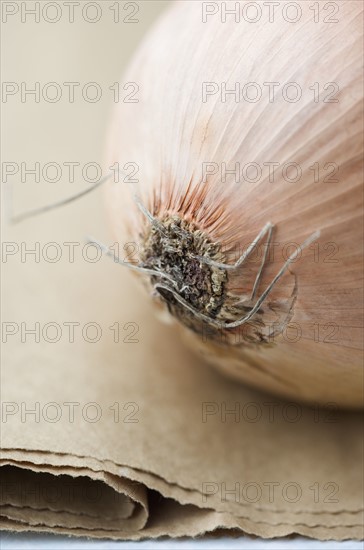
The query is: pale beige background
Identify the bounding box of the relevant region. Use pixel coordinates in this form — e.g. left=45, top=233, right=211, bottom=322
left=2, top=0, right=167, bottom=220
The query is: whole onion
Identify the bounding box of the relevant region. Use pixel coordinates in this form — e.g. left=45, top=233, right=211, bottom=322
left=106, top=1, right=363, bottom=408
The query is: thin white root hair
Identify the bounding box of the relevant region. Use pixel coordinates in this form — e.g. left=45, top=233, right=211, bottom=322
left=8, top=167, right=165, bottom=236
left=86, top=236, right=178, bottom=288
left=131, top=192, right=168, bottom=236
left=195, top=222, right=273, bottom=270
left=251, top=223, right=273, bottom=300
left=10, top=173, right=113, bottom=224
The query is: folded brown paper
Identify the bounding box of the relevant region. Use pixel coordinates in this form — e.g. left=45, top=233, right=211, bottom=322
left=1, top=188, right=363, bottom=540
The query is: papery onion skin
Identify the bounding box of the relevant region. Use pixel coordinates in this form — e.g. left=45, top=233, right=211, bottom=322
left=106, top=1, right=363, bottom=408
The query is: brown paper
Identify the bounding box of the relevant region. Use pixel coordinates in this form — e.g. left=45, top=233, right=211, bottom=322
left=1, top=183, right=363, bottom=542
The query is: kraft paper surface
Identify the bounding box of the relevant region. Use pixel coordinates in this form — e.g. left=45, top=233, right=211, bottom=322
left=1, top=187, right=363, bottom=541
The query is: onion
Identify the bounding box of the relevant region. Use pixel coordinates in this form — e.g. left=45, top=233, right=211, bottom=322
left=106, top=1, right=363, bottom=408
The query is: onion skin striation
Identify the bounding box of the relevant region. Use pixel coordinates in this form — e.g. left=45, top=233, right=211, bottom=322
left=106, top=1, right=363, bottom=408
